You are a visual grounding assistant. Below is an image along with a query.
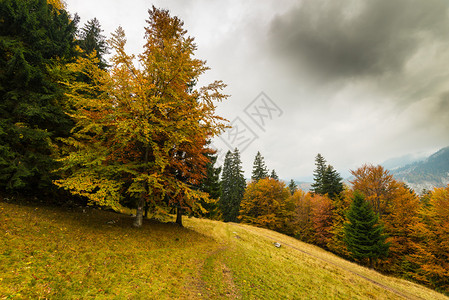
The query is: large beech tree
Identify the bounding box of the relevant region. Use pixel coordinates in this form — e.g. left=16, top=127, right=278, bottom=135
left=55, top=7, right=228, bottom=227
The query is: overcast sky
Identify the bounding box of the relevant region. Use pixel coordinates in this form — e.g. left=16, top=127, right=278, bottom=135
left=66, top=0, right=449, bottom=181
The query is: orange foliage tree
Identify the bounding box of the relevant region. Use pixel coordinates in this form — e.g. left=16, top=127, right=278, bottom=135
left=381, top=184, right=423, bottom=274
left=310, top=194, right=334, bottom=249
left=350, top=164, right=400, bottom=217
left=420, top=185, right=449, bottom=291
left=350, top=165, right=429, bottom=272
left=290, top=190, right=315, bottom=243
left=55, top=7, right=228, bottom=227
left=239, top=178, right=294, bottom=233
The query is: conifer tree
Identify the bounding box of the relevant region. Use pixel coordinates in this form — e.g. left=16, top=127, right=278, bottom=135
left=311, top=154, right=343, bottom=200
left=252, top=151, right=268, bottom=181
left=220, top=148, right=246, bottom=222
left=220, top=151, right=233, bottom=216
left=197, top=151, right=222, bottom=219
left=78, top=18, right=109, bottom=69
left=288, top=179, right=298, bottom=195
left=311, top=154, right=327, bottom=195
left=0, top=0, right=77, bottom=193
left=322, top=165, right=344, bottom=200
left=344, top=192, right=390, bottom=268
left=270, top=169, right=279, bottom=180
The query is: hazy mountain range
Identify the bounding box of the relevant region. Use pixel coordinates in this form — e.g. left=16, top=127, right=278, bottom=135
left=291, top=146, right=449, bottom=194
left=388, top=146, right=449, bottom=193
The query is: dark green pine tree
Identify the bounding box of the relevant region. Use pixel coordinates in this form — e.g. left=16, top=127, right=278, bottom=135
left=311, top=154, right=344, bottom=200
left=251, top=151, right=268, bottom=181
left=311, top=153, right=327, bottom=195
left=270, top=169, right=279, bottom=180
left=77, top=18, right=109, bottom=69
left=322, top=165, right=344, bottom=200
left=197, top=151, right=222, bottom=219
left=344, top=192, right=390, bottom=268
left=0, top=0, right=77, bottom=194
left=220, top=151, right=233, bottom=218
left=288, top=179, right=298, bottom=195
left=220, top=148, right=246, bottom=222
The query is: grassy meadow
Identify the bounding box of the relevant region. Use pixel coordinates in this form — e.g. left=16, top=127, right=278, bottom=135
left=1, top=199, right=447, bottom=299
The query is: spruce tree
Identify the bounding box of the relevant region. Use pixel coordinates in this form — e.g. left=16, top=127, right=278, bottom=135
left=270, top=169, right=279, bottom=180
left=288, top=179, right=298, bottom=195
left=78, top=18, right=109, bottom=69
left=220, top=148, right=246, bottom=222
left=220, top=151, right=233, bottom=219
left=322, top=165, right=344, bottom=200
left=311, top=153, right=327, bottom=195
left=344, top=192, right=390, bottom=268
left=311, top=154, right=344, bottom=200
left=252, top=151, right=268, bottom=181
left=197, top=151, right=222, bottom=219
left=0, top=0, right=77, bottom=193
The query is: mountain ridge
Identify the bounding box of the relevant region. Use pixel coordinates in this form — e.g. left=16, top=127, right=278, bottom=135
left=389, top=146, right=449, bottom=193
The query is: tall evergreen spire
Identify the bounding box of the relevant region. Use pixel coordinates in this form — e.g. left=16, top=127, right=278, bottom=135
left=252, top=151, right=268, bottom=181
left=311, top=153, right=327, bottom=194
left=311, top=154, right=344, bottom=200
left=270, top=169, right=279, bottom=180
left=220, top=148, right=246, bottom=222
left=288, top=179, right=298, bottom=195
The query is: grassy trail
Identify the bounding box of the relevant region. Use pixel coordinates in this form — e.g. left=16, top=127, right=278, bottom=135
left=230, top=223, right=421, bottom=300
left=1, top=200, right=448, bottom=299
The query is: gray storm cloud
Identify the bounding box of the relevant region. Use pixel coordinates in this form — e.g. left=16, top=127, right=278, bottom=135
left=269, top=0, right=449, bottom=82
left=66, top=0, right=449, bottom=179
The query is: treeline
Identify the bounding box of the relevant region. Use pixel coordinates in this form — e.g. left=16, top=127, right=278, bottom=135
left=218, top=150, right=449, bottom=295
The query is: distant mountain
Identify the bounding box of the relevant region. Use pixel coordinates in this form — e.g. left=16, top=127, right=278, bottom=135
left=382, top=153, right=427, bottom=170
left=390, top=146, right=449, bottom=193
left=297, top=181, right=313, bottom=192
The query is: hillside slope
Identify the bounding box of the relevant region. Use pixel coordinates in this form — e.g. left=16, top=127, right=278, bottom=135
left=391, top=146, right=449, bottom=192
left=1, top=200, right=447, bottom=299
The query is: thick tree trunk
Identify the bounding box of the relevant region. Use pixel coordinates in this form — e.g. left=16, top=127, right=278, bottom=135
left=176, top=206, right=183, bottom=227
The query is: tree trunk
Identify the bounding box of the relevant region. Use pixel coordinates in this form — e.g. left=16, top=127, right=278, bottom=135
left=134, top=145, right=150, bottom=228
left=143, top=201, right=149, bottom=218
left=176, top=206, right=183, bottom=227
left=133, top=193, right=145, bottom=227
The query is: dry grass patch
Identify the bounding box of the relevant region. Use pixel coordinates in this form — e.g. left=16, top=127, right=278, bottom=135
left=1, top=200, right=447, bottom=299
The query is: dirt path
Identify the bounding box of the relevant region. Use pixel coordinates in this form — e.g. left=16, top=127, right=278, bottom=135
left=231, top=223, right=424, bottom=300
left=188, top=244, right=241, bottom=299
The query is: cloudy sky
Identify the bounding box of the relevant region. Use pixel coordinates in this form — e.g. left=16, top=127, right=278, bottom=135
left=66, top=0, right=449, bottom=181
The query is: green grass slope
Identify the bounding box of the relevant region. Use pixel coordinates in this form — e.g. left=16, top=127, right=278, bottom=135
left=1, top=200, right=447, bottom=299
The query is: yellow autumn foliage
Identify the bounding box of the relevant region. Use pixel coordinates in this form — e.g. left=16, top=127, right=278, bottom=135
left=47, top=0, right=65, bottom=10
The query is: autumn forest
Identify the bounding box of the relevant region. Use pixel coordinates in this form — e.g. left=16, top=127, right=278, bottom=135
left=1, top=0, right=448, bottom=297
